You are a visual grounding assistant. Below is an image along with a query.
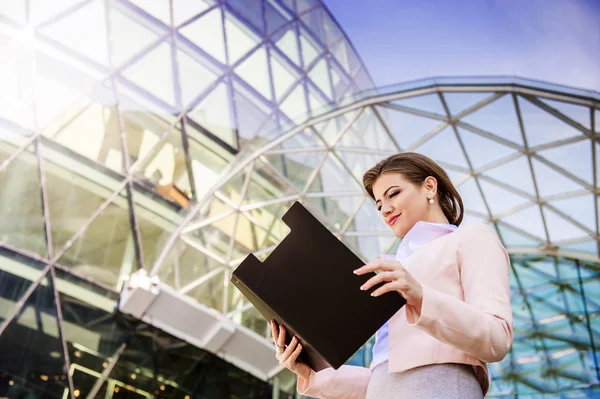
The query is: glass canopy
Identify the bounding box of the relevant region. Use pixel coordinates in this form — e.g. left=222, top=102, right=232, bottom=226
left=150, top=78, right=600, bottom=397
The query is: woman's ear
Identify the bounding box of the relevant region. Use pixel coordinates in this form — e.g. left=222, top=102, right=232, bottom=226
left=423, top=176, right=438, bottom=197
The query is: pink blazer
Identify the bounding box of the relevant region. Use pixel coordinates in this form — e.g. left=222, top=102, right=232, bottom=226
left=297, top=223, right=513, bottom=398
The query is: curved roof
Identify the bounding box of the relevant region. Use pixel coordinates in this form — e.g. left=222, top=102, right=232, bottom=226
left=150, top=77, right=600, bottom=396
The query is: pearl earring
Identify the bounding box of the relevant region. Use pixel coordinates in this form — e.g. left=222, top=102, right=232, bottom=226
left=428, top=198, right=434, bottom=204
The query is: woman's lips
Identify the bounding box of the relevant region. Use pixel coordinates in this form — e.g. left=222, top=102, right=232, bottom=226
left=389, top=214, right=400, bottom=226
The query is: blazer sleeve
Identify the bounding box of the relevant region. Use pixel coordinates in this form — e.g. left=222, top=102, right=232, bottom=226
left=297, top=366, right=371, bottom=399
left=405, top=223, right=513, bottom=363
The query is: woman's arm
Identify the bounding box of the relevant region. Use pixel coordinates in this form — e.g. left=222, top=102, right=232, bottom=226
left=297, top=365, right=371, bottom=399
left=405, top=223, right=513, bottom=363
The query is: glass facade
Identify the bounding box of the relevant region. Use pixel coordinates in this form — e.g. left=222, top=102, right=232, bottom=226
left=0, top=0, right=370, bottom=397
left=1, top=0, right=599, bottom=397
left=177, top=79, right=600, bottom=398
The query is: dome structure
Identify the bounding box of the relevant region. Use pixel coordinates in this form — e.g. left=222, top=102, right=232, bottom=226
left=152, top=77, right=600, bottom=397
left=0, top=0, right=373, bottom=397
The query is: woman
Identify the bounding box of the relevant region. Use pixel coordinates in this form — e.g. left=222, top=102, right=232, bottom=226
left=271, top=152, right=513, bottom=399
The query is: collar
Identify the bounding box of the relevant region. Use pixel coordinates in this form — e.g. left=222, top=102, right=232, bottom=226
left=395, top=221, right=457, bottom=262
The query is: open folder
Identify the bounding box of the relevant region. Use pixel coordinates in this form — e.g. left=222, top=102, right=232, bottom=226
left=231, top=201, right=406, bottom=372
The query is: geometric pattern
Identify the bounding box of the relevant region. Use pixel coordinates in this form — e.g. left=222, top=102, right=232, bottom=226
left=0, top=255, right=290, bottom=399
left=149, top=78, right=599, bottom=397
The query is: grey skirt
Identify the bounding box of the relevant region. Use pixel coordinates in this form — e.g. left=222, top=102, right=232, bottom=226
left=366, top=362, right=483, bottom=399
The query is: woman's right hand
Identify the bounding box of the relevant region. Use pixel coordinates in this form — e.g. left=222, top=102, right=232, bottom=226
left=271, top=320, right=311, bottom=381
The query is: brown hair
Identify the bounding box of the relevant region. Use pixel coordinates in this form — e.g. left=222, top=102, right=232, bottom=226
left=362, top=152, right=464, bottom=226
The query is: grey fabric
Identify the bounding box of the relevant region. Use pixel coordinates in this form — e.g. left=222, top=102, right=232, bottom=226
left=366, top=362, right=483, bottom=399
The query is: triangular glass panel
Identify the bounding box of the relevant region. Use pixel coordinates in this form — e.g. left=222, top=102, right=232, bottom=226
left=179, top=252, right=227, bottom=310
left=479, top=179, right=529, bottom=216
left=518, top=96, right=584, bottom=147
left=482, top=155, right=537, bottom=196
left=271, top=51, right=301, bottom=100
left=273, top=25, right=301, bottom=66
left=300, top=7, right=325, bottom=45
left=299, top=31, right=321, bottom=68
left=34, top=75, right=82, bottom=133
left=297, top=0, right=319, bottom=13
left=232, top=82, right=272, bottom=140
left=496, top=223, right=542, bottom=248
left=186, top=215, right=232, bottom=260
left=129, top=0, right=171, bottom=24
left=133, top=189, right=180, bottom=272
left=502, top=205, right=546, bottom=241
left=539, top=98, right=591, bottom=130
left=531, top=158, right=583, bottom=198
left=308, top=58, right=333, bottom=99
left=457, top=127, right=518, bottom=170
left=177, top=47, right=218, bottom=108
left=39, top=0, right=110, bottom=66
left=265, top=1, right=290, bottom=34
left=331, top=65, right=351, bottom=101
left=306, top=154, right=362, bottom=194
left=31, top=0, right=87, bottom=25
left=122, top=40, right=176, bottom=106
left=308, top=86, right=328, bottom=117
left=131, top=124, right=193, bottom=199
left=442, top=92, right=493, bottom=117
left=0, top=272, right=71, bottom=398
left=389, top=94, right=446, bottom=116
left=48, top=104, right=124, bottom=173
left=313, top=113, right=345, bottom=145
left=331, top=40, right=352, bottom=74
left=56, top=189, right=138, bottom=288
left=189, top=83, right=236, bottom=147
left=543, top=207, right=590, bottom=242
left=108, top=5, right=161, bottom=67
left=236, top=46, right=273, bottom=100
left=413, top=127, right=469, bottom=169
left=279, top=128, right=322, bottom=150
left=173, top=0, right=212, bottom=26
left=537, top=139, right=593, bottom=185
left=549, top=194, right=596, bottom=232
left=339, top=107, right=397, bottom=151
left=1, top=0, right=26, bottom=24
left=381, top=106, right=444, bottom=149
left=322, top=9, right=343, bottom=46
left=225, top=13, right=261, bottom=65
left=226, top=0, right=263, bottom=33
left=305, top=195, right=364, bottom=232
left=280, top=84, right=308, bottom=120
left=456, top=178, right=489, bottom=216
left=218, top=166, right=250, bottom=208
left=562, top=240, right=597, bottom=255
left=0, top=143, right=47, bottom=256
left=461, top=94, right=524, bottom=146
left=263, top=151, right=326, bottom=192
left=335, top=150, right=384, bottom=183
left=179, top=8, right=226, bottom=64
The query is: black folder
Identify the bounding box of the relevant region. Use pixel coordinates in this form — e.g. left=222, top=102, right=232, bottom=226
left=231, top=201, right=406, bottom=372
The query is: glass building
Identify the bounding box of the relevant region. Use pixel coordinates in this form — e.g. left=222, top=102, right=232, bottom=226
left=0, top=0, right=372, bottom=398
left=1, top=1, right=599, bottom=399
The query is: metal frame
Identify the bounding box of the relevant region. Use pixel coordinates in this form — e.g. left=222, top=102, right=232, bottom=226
left=1, top=0, right=600, bottom=396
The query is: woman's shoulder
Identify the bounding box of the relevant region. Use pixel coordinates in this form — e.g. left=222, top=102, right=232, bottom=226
left=452, top=222, right=502, bottom=243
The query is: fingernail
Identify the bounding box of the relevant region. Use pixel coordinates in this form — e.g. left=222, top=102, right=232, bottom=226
left=371, top=292, right=376, bottom=297
left=360, top=285, right=365, bottom=290
left=353, top=269, right=359, bottom=274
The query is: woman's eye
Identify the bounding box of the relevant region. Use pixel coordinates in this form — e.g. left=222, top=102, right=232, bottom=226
left=389, top=190, right=400, bottom=198
left=377, top=206, right=382, bottom=212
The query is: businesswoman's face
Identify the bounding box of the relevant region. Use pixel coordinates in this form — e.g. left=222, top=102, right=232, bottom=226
left=371, top=172, right=438, bottom=237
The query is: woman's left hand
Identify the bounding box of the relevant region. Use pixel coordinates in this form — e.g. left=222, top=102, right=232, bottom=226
left=354, top=259, right=423, bottom=312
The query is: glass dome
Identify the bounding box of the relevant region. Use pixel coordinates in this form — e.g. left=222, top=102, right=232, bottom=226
left=154, top=77, right=600, bottom=397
